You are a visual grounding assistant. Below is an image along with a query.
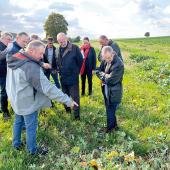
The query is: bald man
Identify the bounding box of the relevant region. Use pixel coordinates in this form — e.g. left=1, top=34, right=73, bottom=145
left=57, top=33, right=83, bottom=120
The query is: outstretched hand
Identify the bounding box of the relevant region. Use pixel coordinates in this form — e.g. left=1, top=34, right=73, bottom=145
left=71, top=101, right=79, bottom=108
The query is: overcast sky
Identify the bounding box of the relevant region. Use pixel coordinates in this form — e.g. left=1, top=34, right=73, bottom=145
left=0, top=0, right=170, bottom=39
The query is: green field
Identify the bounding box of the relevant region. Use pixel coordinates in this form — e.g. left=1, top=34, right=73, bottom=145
left=0, top=36, right=169, bottom=169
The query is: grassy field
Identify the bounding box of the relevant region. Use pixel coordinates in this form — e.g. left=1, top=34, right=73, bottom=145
left=0, top=36, right=169, bottom=169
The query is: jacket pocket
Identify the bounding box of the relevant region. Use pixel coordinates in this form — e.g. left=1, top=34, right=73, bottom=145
left=109, top=86, right=122, bottom=104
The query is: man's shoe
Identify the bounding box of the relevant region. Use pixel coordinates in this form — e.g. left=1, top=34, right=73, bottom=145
left=51, top=101, right=55, bottom=108
left=74, top=116, right=80, bottom=121
left=106, top=128, right=113, bottom=133
left=3, top=112, right=11, bottom=121
left=31, top=147, right=48, bottom=155
left=106, top=126, right=119, bottom=133
left=65, top=107, right=71, bottom=113
left=14, top=142, right=25, bottom=150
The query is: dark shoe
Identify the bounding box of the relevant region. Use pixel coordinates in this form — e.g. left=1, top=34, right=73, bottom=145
left=3, top=112, right=11, bottom=121
left=106, top=126, right=119, bottom=133
left=114, top=126, right=119, bottom=131
left=88, top=91, right=92, bottom=96
left=106, top=128, right=113, bottom=133
left=65, top=107, right=71, bottom=113
left=51, top=101, right=55, bottom=108
left=14, top=142, right=25, bottom=150
left=31, top=147, right=48, bottom=155
left=22, top=126, right=26, bottom=131
left=75, top=116, right=80, bottom=120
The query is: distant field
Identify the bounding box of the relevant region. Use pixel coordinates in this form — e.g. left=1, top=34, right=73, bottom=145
left=0, top=36, right=169, bottom=169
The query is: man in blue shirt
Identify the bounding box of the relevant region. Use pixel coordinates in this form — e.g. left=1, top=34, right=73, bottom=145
left=43, top=37, right=60, bottom=88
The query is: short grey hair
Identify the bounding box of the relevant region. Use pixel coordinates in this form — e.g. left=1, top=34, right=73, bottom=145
left=57, top=32, right=67, bottom=39
left=0, top=32, right=13, bottom=40
left=17, top=32, right=29, bottom=37
left=102, top=46, right=114, bottom=55
left=26, top=40, right=45, bottom=50
left=99, top=35, right=108, bottom=40
left=31, top=34, right=39, bottom=40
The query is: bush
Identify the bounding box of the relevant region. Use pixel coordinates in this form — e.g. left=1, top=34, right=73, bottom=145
left=129, top=54, right=153, bottom=63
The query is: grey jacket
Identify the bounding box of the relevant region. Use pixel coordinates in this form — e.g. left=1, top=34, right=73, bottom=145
left=6, top=51, right=73, bottom=115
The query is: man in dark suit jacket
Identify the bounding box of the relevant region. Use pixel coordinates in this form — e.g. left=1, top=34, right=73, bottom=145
left=56, top=33, right=83, bottom=120
left=96, top=46, right=124, bottom=133
left=43, top=37, right=60, bottom=88
left=0, top=32, right=13, bottom=120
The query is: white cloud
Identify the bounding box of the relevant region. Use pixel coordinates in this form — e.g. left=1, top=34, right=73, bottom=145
left=0, top=0, right=170, bottom=38
left=164, top=5, right=170, bottom=14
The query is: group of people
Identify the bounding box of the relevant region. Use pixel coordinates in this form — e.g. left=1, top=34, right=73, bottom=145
left=0, top=31, right=124, bottom=155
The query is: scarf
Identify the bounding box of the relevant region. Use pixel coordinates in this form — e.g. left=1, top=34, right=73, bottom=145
left=80, top=44, right=91, bottom=75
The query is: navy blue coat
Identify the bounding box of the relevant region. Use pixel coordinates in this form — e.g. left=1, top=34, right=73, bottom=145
left=57, top=42, right=83, bottom=86
left=7, top=41, right=22, bottom=57
left=84, top=47, right=96, bottom=72
left=0, top=41, right=7, bottom=77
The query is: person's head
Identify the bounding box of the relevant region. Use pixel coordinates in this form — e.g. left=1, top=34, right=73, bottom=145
left=25, top=40, right=45, bottom=61
left=0, top=32, right=13, bottom=46
left=47, top=37, right=54, bottom=48
left=83, top=37, right=90, bottom=45
left=16, top=32, right=30, bottom=48
left=101, top=46, right=116, bottom=63
left=99, top=35, right=109, bottom=46
left=57, top=32, right=68, bottom=48
left=30, top=34, right=40, bottom=41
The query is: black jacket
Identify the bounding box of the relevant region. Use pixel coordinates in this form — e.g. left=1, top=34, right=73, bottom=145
left=0, top=41, right=7, bottom=77
left=57, top=42, right=83, bottom=85
left=83, top=47, right=96, bottom=71
left=43, top=45, right=57, bottom=73
left=96, top=55, right=124, bottom=104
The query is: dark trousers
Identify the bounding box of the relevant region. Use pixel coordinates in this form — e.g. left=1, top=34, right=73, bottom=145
left=102, top=86, right=119, bottom=129
left=81, top=69, right=92, bottom=95
left=0, top=76, right=8, bottom=113
left=61, top=83, right=80, bottom=118
left=45, top=70, right=60, bottom=88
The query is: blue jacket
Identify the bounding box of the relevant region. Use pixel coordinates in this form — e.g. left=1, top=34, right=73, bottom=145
left=57, top=42, right=83, bottom=85
left=84, top=47, right=96, bottom=71
left=7, top=41, right=22, bottom=59
left=0, top=41, right=7, bottom=76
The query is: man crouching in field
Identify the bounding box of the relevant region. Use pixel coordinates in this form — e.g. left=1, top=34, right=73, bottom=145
left=95, top=46, right=124, bottom=133
left=6, top=40, right=78, bottom=155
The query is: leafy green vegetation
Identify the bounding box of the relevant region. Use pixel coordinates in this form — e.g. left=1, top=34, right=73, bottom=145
left=0, top=36, right=169, bottom=169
